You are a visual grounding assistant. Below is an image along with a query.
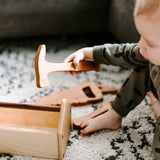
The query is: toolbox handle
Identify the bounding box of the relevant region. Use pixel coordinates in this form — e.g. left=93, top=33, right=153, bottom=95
left=0, top=101, right=60, bottom=112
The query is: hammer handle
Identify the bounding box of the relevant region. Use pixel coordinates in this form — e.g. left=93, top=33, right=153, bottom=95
left=46, top=60, right=100, bottom=74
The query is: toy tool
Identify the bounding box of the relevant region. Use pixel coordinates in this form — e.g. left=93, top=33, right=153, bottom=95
left=35, top=81, right=103, bottom=106
left=35, top=44, right=100, bottom=88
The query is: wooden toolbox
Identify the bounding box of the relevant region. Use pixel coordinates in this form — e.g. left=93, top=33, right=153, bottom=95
left=0, top=99, right=71, bottom=160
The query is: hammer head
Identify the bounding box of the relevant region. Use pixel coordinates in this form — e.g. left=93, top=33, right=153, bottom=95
left=35, top=44, right=49, bottom=88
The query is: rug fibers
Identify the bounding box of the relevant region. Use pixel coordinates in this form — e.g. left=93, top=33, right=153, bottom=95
left=0, top=40, right=156, bottom=160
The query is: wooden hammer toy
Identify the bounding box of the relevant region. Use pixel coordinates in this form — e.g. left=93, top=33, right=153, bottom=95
left=35, top=44, right=101, bottom=88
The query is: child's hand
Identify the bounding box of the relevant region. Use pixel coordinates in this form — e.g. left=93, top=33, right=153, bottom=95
left=64, top=48, right=85, bottom=68
left=64, top=47, right=93, bottom=76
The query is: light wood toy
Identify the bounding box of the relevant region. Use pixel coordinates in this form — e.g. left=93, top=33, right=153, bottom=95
left=35, top=81, right=103, bottom=106
left=0, top=99, right=71, bottom=160
left=95, top=83, right=118, bottom=94
left=35, top=81, right=118, bottom=106
left=0, top=101, right=60, bottom=111
left=82, top=81, right=118, bottom=94
left=35, top=44, right=101, bottom=88
left=73, top=100, right=112, bottom=130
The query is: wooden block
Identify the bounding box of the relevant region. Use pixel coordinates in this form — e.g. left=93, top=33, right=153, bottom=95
left=0, top=99, right=71, bottom=159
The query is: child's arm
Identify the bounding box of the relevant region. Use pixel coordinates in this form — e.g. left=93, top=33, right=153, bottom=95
left=64, top=43, right=148, bottom=74
left=93, top=43, right=148, bottom=68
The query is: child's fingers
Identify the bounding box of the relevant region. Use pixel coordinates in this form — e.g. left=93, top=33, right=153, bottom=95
left=64, top=51, right=84, bottom=75
left=64, top=54, right=75, bottom=63
left=64, top=55, right=80, bottom=70
left=67, top=71, right=82, bottom=76
left=74, top=71, right=82, bottom=75
left=68, top=71, right=74, bottom=76
left=73, top=57, right=81, bottom=68
left=148, top=92, right=159, bottom=105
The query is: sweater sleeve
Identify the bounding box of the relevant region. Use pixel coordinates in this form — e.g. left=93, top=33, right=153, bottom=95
left=93, top=43, right=148, bottom=68
left=94, top=43, right=150, bottom=117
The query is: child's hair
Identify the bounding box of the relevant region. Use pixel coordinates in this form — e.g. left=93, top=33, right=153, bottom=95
left=134, top=0, right=160, bottom=19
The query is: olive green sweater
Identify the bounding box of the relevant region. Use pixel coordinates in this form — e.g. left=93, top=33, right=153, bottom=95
left=93, top=43, right=160, bottom=117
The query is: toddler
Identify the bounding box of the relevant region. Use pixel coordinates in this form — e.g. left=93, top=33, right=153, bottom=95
left=64, top=0, right=160, bottom=158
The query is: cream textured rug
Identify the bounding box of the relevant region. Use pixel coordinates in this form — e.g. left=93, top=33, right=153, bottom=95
left=0, top=39, right=156, bottom=160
